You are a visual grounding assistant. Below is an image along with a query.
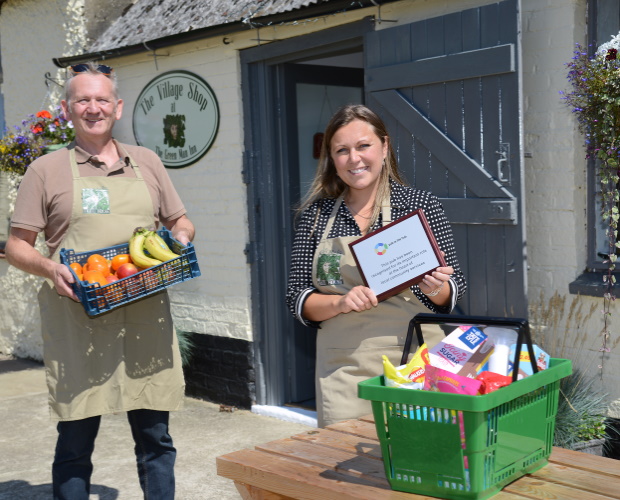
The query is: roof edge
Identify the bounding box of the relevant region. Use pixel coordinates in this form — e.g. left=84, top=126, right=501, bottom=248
left=53, top=0, right=399, bottom=68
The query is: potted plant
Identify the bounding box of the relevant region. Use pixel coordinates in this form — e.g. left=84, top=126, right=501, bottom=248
left=0, top=108, right=74, bottom=176
left=554, top=369, right=609, bottom=455
left=561, top=33, right=620, bottom=373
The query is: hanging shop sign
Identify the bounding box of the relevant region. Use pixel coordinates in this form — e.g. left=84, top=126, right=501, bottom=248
left=132, top=70, right=219, bottom=168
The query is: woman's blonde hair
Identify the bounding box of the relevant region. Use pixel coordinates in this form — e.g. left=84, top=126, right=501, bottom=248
left=298, top=104, right=407, bottom=226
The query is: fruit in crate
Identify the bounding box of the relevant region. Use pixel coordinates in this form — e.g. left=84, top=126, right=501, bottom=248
left=87, top=259, right=110, bottom=277
left=129, top=228, right=165, bottom=268
left=142, top=269, right=160, bottom=288
left=87, top=254, right=107, bottom=267
left=69, top=262, right=82, bottom=275
left=117, top=263, right=139, bottom=279
left=143, top=231, right=179, bottom=262
left=83, top=270, right=107, bottom=286
left=111, top=253, right=132, bottom=272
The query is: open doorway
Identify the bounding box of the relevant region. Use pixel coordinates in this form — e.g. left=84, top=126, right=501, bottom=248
left=240, top=20, right=372, bottom=410
left=283, top=58, right=364, bottom=409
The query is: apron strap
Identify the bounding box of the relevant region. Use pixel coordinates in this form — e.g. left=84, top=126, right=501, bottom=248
left=381, top=201, right=392, bottom=225
left=69, top=148, right=81, bottom=180
left=117, top=143, right=144, bottom=179
left=320, top=196, right=344, bottom=242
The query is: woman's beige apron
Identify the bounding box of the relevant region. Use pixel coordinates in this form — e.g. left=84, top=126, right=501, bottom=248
left=38, top=147, right=185, bottom=421
left=313, top=196, right=443, bottom=427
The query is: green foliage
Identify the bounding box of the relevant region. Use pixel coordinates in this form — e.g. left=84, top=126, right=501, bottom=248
left=176, top=329, right=195, bottom=367
left=554, top=370, right=608, bottom=450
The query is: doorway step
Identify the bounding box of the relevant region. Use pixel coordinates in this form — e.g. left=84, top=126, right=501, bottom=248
left=251, top=405, right=317, bottom=428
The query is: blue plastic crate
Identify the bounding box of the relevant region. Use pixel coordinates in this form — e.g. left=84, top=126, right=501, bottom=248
left=59, top=228, right=200, bottom=316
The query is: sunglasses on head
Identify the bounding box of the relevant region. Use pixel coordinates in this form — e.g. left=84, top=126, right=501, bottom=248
left=69, top=64, right=114, bottom=76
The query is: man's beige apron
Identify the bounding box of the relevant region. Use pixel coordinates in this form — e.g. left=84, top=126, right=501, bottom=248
left=38, top=147, right=185, bottom=421
left=313, top=196, right=443, bottom=427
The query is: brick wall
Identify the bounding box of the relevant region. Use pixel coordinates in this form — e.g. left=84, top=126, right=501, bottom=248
left=107, top=44, right=253, bottom=344
left=182, top=332, right=255, bottom=408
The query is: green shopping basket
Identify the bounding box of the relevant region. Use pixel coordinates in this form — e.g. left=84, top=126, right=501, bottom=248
left=358, top=313, right=572, bottom=500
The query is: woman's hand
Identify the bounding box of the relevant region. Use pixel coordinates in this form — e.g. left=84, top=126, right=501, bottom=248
left=418, top=266, right=454, bottom=296
left=303, top=285, right=378, bottom=322
left=336, top=285, right=378, bottom=314
left=418, top=252, right=453, bottom=304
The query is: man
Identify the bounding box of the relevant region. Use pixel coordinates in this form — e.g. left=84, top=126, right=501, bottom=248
left=5, top=62, right=194, bottom=499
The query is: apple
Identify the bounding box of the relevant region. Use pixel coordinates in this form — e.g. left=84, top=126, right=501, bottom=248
left=116, top=263, right=139, bottom=279
left=106, top=274, right=119, bottom=284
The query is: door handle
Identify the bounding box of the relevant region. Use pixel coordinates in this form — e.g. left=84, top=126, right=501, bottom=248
left=497, top=151, right=508, bottom=182
left=495, top=143, right=510, bottom=184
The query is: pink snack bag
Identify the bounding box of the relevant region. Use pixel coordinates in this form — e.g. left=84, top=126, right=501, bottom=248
left=423, top=365, right=482, bottom=395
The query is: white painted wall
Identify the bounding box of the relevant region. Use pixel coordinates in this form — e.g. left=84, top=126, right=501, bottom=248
left=1, top=0, right=619, bottom=415
left=0, top=0, right=87, bottom=358
left=521, top=0, right=619, bottom=416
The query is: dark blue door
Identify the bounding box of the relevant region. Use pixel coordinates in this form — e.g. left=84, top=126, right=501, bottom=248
left=365, top=0, right=526, bottom=317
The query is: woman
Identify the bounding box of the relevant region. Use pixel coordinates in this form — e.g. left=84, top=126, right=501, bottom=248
left=286, top=104, right=467, bottom=427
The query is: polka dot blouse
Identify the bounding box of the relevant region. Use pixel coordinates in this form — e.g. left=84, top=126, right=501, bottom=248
left=286, top=181, right=467, bottom=327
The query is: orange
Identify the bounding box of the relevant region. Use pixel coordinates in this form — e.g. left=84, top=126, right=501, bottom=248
left=83, top=270, right=107, bottom=286
left=111, top=253, right=132, bottom=272
left=86, top=260, right=110, bottom=277
left=69, top=262, right=82, bottom=275
left=87, top=254, right=108, bottom=269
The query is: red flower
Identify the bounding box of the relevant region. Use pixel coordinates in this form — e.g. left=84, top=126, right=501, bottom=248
left=606, top=48, right=617, bottom=61
left=36, top=110, right=52, bottom=119
left=31, top=122, right=44, bottom=134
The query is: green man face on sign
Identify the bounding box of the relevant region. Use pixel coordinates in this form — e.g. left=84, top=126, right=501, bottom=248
left=163, top=114, right=186, bottom=148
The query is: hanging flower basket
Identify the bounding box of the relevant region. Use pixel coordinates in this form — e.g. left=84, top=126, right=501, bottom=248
left=43, top=142, right=70, bottom=155
left=0, top=109, right=74, bottom=176
left=561, top=32, right=620, bottom=370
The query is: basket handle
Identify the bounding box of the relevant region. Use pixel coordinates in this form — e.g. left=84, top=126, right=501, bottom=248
left=400, top=313, right=539, bottom=383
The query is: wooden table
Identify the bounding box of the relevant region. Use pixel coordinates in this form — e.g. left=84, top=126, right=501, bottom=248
left=217, top=415, right=620, bottom=500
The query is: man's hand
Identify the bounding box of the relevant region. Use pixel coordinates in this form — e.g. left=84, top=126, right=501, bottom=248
left=51, top=262, right=79, bottom=301
left=165, top=215, right=195, bottom=246
left=5, top=228, right=79, bottom=301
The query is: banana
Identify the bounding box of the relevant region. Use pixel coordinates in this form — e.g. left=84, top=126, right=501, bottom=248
left=143, top=231, right=179, bottom=262
left=152, top=231, right=180, bottom=254
left=129, top=228, right=164, bottom=268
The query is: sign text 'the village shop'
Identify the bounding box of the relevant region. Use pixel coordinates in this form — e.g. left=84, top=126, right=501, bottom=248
left=132, top=70, right=220, bottom=168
